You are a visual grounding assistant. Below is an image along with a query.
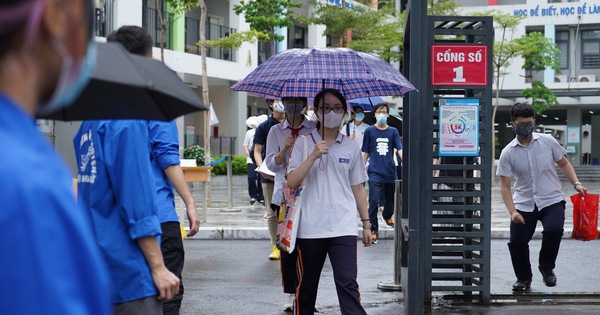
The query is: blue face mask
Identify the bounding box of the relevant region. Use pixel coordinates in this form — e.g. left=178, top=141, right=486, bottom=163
left=355, top=112, right=365, bottom=122
left=376, top=113, right=387, bottom=125
left=38, top=41, right=97, bottom=115
left=513, top=122, right=535, bottom=138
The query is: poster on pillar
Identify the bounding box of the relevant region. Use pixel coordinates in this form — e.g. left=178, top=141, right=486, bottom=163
left=439, top=99, right=479, bottom=157
left=567, top=126, right=580, bottom=144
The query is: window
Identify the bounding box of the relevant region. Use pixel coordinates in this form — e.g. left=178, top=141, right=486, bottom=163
left=581, top=30, right=600, bottom=68
left=293, top=26, right=305, bottom=48
left=555, top=31, right=569, bottom=69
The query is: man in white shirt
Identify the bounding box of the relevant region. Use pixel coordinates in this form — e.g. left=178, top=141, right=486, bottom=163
left=497, top=102, right=587, bottom=292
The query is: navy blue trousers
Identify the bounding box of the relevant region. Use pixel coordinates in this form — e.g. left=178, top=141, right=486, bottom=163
left=246, top=163, right=263, bottom=201
left=295, top=236, right=366, bottom=315
left=368, top=181, right=395, bottom=234
left=508, top=201, right=565, bottom=281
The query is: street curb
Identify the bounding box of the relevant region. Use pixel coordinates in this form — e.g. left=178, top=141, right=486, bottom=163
left=189, top=226, right=576, bottom=240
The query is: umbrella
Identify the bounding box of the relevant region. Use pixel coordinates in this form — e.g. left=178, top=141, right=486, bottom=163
left=231, top=48, right=415, bottom=100
left=38, top=42, right=207, bottom=121
left=348, top=96, right=385, bottom=111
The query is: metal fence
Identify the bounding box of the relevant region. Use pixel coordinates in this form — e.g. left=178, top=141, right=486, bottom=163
left=142, top=6, right=174, bottom=49
left=185, top=17, right=236, bottom=62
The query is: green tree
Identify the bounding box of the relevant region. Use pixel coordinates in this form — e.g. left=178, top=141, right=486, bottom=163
left=516, top=31, right=561, bottom=114
left=234, top=0, right=302, bottom=59
left=471, top=10, right=524, bottom=182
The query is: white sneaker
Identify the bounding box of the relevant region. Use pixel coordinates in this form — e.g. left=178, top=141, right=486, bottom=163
left=283, top=294, right=295, bottom=312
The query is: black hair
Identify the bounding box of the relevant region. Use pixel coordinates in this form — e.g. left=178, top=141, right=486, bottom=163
left=313, top=88, right=348, bottom=113
left=107, top=25, right=153, bottom=56
left=510, top=102, right=535, bottom=122
left=352, top=105, right=363, bottom=113
left=373, top=102, right=389, bottom=113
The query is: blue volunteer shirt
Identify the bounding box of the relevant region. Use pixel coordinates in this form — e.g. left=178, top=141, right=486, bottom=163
left=0, top=93, right=111, bottom=315
left=362, top=126, right=402, bottom=183
left=74, top=120, right=161, bottom=303
left=149, top=120, right=181, bottom=223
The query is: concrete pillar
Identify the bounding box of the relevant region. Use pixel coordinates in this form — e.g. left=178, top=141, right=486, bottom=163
left=169, top=5, right=185, bottom=52
left=544, top=24, right=555, bottom=84
left=566, top=108, right=582, bottom=166
left=114, top=0, right=143, bottom=27
left=229, top=89, right=248, bottom=156
left=307, top=2, right=327, bottom=48
left=592, top=115, right=600, bottom=165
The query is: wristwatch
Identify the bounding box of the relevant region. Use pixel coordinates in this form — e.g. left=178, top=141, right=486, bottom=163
left=362, top=224, right=372, bottom=230
left=574, top=182, right=582, bottom=189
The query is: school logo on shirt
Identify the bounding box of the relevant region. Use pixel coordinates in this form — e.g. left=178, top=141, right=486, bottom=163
left=376, top=138, right=389, bottom=156
left=78, top=129, right=97, bottom=184
left=339, top=158, right=350, bottom=164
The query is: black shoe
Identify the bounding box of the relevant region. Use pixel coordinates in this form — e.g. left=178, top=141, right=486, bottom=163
left=539, top=266, right=557, bottom=287
left=259, top=200, right=265, bottom=205
left=512, top=279, right=531, bottom=291
left=250, top=198, right=256, bottom=205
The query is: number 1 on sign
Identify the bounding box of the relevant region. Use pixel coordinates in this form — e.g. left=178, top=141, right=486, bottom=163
left=453, top=66, right=466, bottom=83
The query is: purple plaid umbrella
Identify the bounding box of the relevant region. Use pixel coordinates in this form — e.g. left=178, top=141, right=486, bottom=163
left=231, top=48, right=415, bottom=100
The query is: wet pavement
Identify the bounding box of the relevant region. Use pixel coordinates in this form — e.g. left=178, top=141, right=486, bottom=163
left=176, top=175, right=600, bottom=240
left=176, top=176, right=600, bottom=314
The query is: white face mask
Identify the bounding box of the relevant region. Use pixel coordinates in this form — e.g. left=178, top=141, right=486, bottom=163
left=305, top=110, right=317, bottom=121
left=319, top=111, right=344, bottom=129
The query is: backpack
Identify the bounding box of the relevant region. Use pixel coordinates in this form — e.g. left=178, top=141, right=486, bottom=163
left=249, top=135, right=257, bottom=165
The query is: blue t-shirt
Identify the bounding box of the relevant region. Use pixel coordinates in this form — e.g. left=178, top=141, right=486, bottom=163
left=362, top=126, right=402, bottom=183
left=0, top=93, right=111, bottom=315
left=74, top=120, right=162, bottom=303
left=149, top=120, right=181, bottom=223
left=253, top=115, right=280, bottom=183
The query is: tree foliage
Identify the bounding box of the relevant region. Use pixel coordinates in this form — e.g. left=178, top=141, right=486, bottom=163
left=234, top=0, right=302, bottom=42
left=516, top=31, right=561, bottom=113
left=206, top=30, right=271, bottom=50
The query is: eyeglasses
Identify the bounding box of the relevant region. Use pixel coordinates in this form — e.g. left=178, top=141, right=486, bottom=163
left=318, top=105, right=345, bottom=114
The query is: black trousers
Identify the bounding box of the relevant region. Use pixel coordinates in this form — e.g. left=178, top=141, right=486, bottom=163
left=281, top=249, right=299, bottom=294
left=161, top=222, right=185, bottom=315
left=247, top=163, right=263, bottom=200
left=508, top=201, right=565, bottom=281
left=295, top=236, right=366, bottom=315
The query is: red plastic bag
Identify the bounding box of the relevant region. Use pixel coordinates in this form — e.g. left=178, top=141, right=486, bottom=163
left=570, top=193, right=599, bottom=241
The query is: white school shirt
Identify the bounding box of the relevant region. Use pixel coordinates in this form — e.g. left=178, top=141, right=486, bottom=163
left=243, top=128, right=255, bottom=164
left=287, top=129, right=368, bottom=238
left=343, top=121, right=370, bottom=148
left=496, top=132, right=566, bottom=212
left=265, top=118, right=316, bottom=206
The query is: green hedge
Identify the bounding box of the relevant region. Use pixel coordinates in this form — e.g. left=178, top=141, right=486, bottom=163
left=183, top=146, right=247, bottom=175
left=211, top=155, right=247, bottom=175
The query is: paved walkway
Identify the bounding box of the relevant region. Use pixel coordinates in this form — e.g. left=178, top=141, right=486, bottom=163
left=176, top=176, right=600, bottom=240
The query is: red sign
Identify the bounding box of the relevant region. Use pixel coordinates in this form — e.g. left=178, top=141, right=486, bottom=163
left=431, top=45, right=488, bottom=86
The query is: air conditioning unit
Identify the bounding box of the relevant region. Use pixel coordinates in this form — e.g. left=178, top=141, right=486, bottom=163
left=554, top=75, right=567, bottom=83
left=578, top=75, right=596, bottom=82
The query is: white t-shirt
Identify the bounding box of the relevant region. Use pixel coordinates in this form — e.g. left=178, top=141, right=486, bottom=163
left=343, top=121, right=370, bottom=148
left=287, top=130, right=368, bottom=238
left=243, top=128, right=255, bottom=164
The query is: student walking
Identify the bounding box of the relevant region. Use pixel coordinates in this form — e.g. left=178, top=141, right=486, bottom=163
left=497, top=102, right=587, bottom=291
left=287, top=89, right=372, bottom=315
left=361, top=103, right=403, bottom=243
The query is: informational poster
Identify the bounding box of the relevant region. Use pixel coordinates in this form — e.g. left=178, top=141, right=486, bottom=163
left=567, top=126, right=580, bottom=144
left=439, top=99, right=479, bottom=156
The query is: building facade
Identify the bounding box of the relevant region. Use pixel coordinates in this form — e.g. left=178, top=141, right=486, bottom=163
left=47, top=0, right=366, bottom=174
left=458, top=0, right=600, bottom=165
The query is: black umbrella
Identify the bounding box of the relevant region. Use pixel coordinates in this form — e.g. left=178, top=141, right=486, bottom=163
left=39, top=42, right=207, bottom=121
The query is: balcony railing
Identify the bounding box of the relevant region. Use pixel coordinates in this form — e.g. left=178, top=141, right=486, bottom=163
left=142, top=6, right=174, bottom=50
left=94, top=7, right=106, bottom=37
left=185, top=17, right=236, bottom=62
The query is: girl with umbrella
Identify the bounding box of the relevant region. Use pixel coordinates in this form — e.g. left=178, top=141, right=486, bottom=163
left=286, top=89, right=372, bottom=314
